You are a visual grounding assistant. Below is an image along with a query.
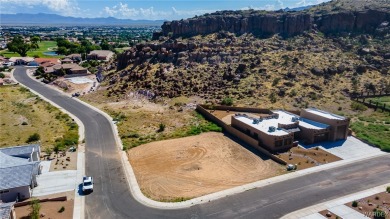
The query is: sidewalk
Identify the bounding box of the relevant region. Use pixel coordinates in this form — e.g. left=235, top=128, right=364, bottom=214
left=282, top=183, right=390, bottom=219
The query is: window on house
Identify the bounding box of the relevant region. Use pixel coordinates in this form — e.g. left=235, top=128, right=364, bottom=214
left=275, top=140, right=283, bottom=147
left=0, top=189, right=9, bottom=194
left=253, top=133, right=259, bottom=140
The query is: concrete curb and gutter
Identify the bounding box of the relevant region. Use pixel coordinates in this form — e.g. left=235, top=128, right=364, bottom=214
left=282, top=183, right=390, bottom=219
left=13, top=68, right=390, bottom=210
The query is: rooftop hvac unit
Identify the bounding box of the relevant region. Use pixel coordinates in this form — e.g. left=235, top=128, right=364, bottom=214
left=291, top=117, right=298, bottom=122
left=274, top=114, right=279, bottom=119
left=268, top=126, right=276, bottom=132
left=252, top=119, right=260, bottom=124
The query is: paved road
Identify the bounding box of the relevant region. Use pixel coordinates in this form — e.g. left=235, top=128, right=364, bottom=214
left=14, top=67, right=390, bottom=219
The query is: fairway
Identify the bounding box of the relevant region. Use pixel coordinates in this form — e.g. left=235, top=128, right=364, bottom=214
left=0, top=41, right=64, bottom=58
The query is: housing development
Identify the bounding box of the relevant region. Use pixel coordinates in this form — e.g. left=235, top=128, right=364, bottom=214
left=0, top=0, right=390, bottom=219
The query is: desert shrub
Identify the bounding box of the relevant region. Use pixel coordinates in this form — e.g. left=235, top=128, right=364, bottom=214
left=158, top=123, right=166, bottom=132
left=373, top=209, right=386, bottom=219
left=26, top=133, right=40, bottom=143
left=352, top=200, right=358, bottom=207
left=0, top=73, right=4, bottom=78
left=19, top=87, right=29, bottom=93
left=351, top=102, right=367, bottom=111
left=269, top=93, right=277, bottom=103
left=221, top=97, right=234, bottom=106
left=272, top=77, right=281, bottom=86
left=386, top=186, right=390, bottom=193
left=58, top=206, right=65, bottom=213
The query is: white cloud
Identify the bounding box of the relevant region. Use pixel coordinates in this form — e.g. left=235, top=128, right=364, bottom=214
left=102, top=3, right=215, bottom=20
left=241, top=4, right=276, bottom=11
left=276, top=0, right=284, bottom=8
left=1, top=0, right=79, bottom=16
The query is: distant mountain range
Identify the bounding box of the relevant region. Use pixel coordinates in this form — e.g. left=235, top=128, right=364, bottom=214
left=0, top=13, right=164, bottom=26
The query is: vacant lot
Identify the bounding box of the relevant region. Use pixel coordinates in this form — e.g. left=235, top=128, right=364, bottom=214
left=81, top=93, right=221, bottom=149
left=1, top=41, right=64, bottom=58
left=128, top=132, right=285, bottom=201
left=0, top=85, right=78, bottom=151
left=351, top=111, right=390, bottom=152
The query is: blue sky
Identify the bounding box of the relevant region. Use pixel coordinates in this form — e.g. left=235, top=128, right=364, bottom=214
left=1, top=0, right=330, bottom=20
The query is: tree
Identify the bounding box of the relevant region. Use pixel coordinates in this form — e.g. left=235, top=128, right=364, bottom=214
left=7, top=35, right=31, bottom=57
left=29, top=199, right=41, bottom=219
left=221, top=97, right=234, bottom=106
left=26, top=133, right=40, bottom=143
left=31, top=36, right=40, bottom=50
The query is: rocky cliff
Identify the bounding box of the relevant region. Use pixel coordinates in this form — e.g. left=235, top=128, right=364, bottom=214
left=153, top=2, right=390, bottom=39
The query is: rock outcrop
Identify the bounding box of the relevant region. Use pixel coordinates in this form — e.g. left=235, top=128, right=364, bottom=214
left=153, top=6, right=390, bottom=39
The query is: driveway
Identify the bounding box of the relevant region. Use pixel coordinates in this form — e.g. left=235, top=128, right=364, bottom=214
left=301, top=136, right=385, bottom=160
left=33, top=170, right=77, bottom=197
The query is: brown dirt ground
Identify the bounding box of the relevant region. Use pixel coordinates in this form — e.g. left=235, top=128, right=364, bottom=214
left=15, top=191, right=74, bottom=219
left=319, top=210, right=342, bottom=219
left=278, top=147, right=342, bottom=170
left=127, top=132, right=285, bottom=201
left=345, top=192, right=390, bottom=219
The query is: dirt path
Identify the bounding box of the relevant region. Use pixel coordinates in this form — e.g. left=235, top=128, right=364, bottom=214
left=128, top=132, right=285, bottom=201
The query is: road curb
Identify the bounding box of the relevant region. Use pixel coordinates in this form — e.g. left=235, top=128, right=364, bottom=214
left=11, top=68, right=86, bottom=219
left=281, top=183, right=390, bottom=219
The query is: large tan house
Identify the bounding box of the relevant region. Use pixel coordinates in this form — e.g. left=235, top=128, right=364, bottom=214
left=87, top=50, right=114, bottom=61
left=231, top=108, right=349, bottom=152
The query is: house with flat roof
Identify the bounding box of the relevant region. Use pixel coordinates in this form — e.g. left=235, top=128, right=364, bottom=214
left=0, top=144, right=41, bottom=202
left=231, top=108, right=349, bottom=152
left=87, top=50, right=114, bottom=61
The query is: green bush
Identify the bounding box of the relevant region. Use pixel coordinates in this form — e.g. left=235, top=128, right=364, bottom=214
left=26, top=133, right=40, bottom=143
left=352, top=200, right=358, bottom=207
left=0, top=73, right=5, bottom=78
left=158, top=123, right=166, bottom=132
left=386, top=186, right=390, bottom=193
left=58, top=206, right=65, bottom=213
left=29, top=199, right=40, bottom=219
left=351, top=102, right=367, bottom=111
left=221, top=97, right=234, bottom=106
left=373, top=209, right=386, bottom=219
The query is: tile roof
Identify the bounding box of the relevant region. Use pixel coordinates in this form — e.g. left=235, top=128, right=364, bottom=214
left=34, top=58, right=60, bottom=64
left=0, top=162, right=39, bottom=190
left=0, top=152, right=29, bottom=168
left=0, top=202, right=15, bottom=219
left=0, top=144, right=40, bottom=158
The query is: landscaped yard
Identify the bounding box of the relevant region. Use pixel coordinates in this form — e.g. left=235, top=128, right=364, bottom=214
left=0, top=85, right=78, bottom=152
left=0, top=41, right=64, bottom=58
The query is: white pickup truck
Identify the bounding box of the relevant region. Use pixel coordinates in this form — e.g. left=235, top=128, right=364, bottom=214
left=82, top=176, right=94, bottom=193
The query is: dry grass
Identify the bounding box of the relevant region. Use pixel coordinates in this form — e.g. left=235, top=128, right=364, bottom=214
left=0, top=85, right=77, bottom=151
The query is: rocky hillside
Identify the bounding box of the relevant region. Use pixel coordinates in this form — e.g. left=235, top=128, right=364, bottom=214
left=107, top=0, right=389, bottom=109
left=153, top=0, right=390, bottom=39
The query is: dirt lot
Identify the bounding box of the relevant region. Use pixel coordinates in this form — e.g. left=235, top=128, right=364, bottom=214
left=128, top=132, right=285, bottom=201
left=345, top=191, right=390, bottom=219
left=43, top=147, right=78, bottom=171
left=15, top=192, right=74, bottom=219
left=278, top=147, right=342, bottom=170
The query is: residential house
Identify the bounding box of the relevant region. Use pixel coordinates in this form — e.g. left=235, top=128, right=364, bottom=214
left=0, top=144, right=41, bottom=202
left=65, top=54, right=82, bottom=62
left=231, top=108, right=349, bottom=152
left=61, top=58, right=73, bottom=64
left=34, top=58, right=61, bottom=68
left=87, top=50, right=114, bottom=61
left=0, top=202, right=16, bottom=219
left=53, top=64, right=88, bottom=75
left=9, top=57, right=34, bottom=66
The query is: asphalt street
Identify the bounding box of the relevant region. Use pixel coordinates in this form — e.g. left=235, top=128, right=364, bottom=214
left=14, top=67, right=390, bottom=219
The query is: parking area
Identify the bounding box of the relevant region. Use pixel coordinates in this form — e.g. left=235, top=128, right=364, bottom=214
left=301, top=136, right=385, bottom=160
